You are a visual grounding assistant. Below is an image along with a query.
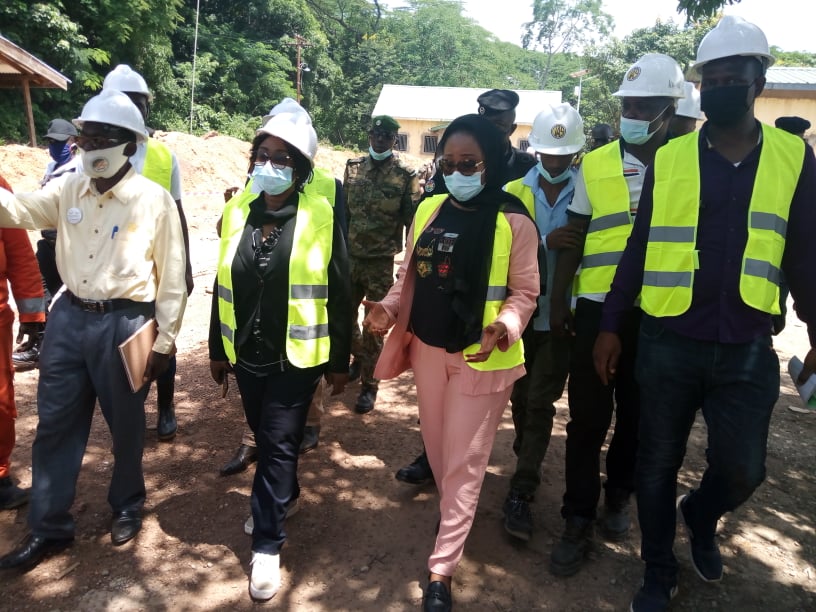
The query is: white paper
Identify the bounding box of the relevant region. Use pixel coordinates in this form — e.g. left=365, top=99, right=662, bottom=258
left=787, top=356, right=816, bottom=408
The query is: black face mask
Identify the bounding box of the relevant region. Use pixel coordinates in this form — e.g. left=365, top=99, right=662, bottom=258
left=700, top=83, right=754, bottom=127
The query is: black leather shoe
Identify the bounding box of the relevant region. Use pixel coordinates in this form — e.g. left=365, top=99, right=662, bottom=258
left=348, top=359, right=361, bottom=382
left=111, top=510, right=142, bottom=546
left=354, top=385, right=377, bottom=414
left=0, top=477, right=29, bottom=510
left=11, top=346, right=39, bottom=372
left=157, top=402, right=177, bottom=442
left=220, top=444, right=258, bottom=476
left=0, top=534, right=73, bottom=571
left=299, top=425, right=320, bottom=454
left=395, top=451, right=433, bottom=485
left=423, top=581, right=452, bottom=612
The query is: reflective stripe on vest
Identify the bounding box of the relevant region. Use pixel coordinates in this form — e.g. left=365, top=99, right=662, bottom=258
left=575, top=141, right=632, bottom=297
left=216, top=187, right=334, bottom=366
left=641, top=126, right=804, bottom=317
left=413, top=195, right=523, bottom=372
left=503, top=178, right=536, bottom=219
left=308, top=168, right=336, bottom=207
left=142, top=139, right=173, bottom=193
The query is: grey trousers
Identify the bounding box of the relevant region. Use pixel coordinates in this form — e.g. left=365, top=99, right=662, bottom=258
left=28, top=295, right=154, bottom=539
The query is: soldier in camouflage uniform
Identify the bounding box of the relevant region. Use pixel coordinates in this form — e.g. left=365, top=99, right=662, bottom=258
left=345, top=115, right=420, bottom=414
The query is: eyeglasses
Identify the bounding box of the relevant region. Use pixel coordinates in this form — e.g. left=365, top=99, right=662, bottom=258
left=255, top=151, right=294, bottom=169
left=75, top=135, right=128, bottom=151
left=437, top=159, right=485, bottom=176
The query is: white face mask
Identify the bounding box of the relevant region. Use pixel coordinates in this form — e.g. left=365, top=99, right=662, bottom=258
left=444, top=171, right=485, bottom=202
left=250, top=162, right=294, bottom=195
left=80, top=142, right=130, bottom=179
left=368, top=146, right=393, bottom=161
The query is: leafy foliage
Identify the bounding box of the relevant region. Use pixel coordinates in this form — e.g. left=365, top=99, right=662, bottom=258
left=0, top=0, right=806, bottom=147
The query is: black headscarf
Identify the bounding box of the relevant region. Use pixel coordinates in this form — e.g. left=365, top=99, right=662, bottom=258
left=436, top=114, right=532, bottom=353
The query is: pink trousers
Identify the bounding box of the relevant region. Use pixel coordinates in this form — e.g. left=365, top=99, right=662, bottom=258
left=410, top=337, right=512, bottom=577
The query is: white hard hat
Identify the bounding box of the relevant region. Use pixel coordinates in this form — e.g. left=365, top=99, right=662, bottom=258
left=676, top=82, right=703, bottom=119
left=262, top=97, right=312, bottom=126
left=528, top=103, right=585, bottom=155
left=102, top=64, right=153, bottom=101
left=73, top=89, right=149, bottom=142
left=689, top=15, right=775, bottom=76
left=257, top=111, right=318, bottom=166
left=613, top=53, right=685, bottom=99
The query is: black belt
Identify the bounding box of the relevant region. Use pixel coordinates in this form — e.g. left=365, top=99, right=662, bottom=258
left=65, top=290, right=146, bottom=314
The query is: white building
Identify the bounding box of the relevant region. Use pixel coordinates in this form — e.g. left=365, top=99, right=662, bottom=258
left=371, top=84, right=562, bottom=158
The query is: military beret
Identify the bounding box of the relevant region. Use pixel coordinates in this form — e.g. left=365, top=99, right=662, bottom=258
left=775, top=116, right=811, bottom=135
left=44, top=118, right=78, bottom=141
left=371, top=115, right=400, bottom=133
left=476, top=89, right=519, bottom=116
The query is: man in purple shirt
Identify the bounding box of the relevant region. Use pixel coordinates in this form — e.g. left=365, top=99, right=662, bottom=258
left=594, top=17, right=816, bottom=612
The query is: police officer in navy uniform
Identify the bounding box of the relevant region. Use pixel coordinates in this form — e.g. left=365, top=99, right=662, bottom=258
left=397, top=89, right=537, bottom=485
left=422, top=89, right=536, bottom=198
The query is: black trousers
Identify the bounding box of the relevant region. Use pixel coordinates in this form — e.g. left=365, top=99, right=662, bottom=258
left=234, top=362, right=322, bottom=554
left=561, top=298, right=641, bottom=520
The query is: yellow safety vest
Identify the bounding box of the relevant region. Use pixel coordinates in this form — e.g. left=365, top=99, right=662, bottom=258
left=309, top=167, right=336, bottom=206
left=503, top=178, right=536, bottom=218
left=216, top=188, right=334, bottom=367
left=142, top=139, right=173, bottom=193
left=641, top=125, right=804, bottom=317
left=575, top=141, right=633, bottom=297
left=413, top=195, right=524, bottom=371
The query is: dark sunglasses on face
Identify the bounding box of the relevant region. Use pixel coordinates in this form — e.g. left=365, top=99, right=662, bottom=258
left=75, top=135, right=128, bottom=151
left=437, top=159, right=485, bottom=176
left=255, top=151, right=294, bottom=169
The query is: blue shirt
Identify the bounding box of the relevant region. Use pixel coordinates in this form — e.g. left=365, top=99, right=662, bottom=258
left=522, top=166, right=575, bottom=331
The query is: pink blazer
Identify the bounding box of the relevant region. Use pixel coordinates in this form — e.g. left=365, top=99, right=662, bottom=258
left=374, top=204, right=540, bottom=395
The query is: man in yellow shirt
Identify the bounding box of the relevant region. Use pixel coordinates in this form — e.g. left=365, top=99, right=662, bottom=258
left=0, top=89, right=187, bottom=570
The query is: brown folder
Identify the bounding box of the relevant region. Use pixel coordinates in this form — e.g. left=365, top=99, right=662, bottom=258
left=118, top=318, right=158, bottom=393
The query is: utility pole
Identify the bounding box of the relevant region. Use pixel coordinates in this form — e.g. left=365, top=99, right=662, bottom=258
left=284, top=34, right=312, bottom=104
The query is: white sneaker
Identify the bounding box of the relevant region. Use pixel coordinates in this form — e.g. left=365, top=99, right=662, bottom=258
left=244, top=498, right=300, bottom=535
left=249, top=551, right=281, bottom=601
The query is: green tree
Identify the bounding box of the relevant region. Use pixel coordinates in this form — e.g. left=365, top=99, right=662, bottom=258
left=771, top=47, right=816, bottom=67
left=579, top=17, right=716, bottom=132
left=522, top=0, right=613, bottom=86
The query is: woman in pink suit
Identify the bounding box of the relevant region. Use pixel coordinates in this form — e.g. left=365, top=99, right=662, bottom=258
left=363, top=114, right=540, bottom=611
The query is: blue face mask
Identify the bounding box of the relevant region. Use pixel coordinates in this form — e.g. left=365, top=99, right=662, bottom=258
left=444, top=171, right=485, bottom=202
left=48, top=141, right=72, bottom=166
left=619, top=105, right=669, bottom=145
left=369, top=146, right=393, bottom=161
left=536, top=161, right=572, bottom=184
left=250, top=162, right=294, bottom=195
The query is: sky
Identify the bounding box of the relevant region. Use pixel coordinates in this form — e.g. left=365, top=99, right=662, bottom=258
left=459, top=0, right=816, bottom=53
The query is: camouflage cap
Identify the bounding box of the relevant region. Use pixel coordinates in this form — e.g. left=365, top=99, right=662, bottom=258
left=371, top=115, right=400, bottom=133
left=476, top=89, right=519, bottom=116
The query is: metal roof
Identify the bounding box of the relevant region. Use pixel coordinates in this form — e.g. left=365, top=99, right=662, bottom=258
left=764, top=67, right=816, bottom=91
left=371, top=85, right=562, bottom=125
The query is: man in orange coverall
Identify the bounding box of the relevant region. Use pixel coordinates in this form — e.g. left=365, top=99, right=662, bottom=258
left=0, top=175, right=46, bottom=509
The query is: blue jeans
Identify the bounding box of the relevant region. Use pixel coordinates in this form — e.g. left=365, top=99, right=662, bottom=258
left=635, top=316, right=779, bottom=581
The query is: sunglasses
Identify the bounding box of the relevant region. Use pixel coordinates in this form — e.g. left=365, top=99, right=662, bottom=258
left=75, top=135, right=129, bottom=151
left=255, top=151, right=294, bottom=169
left=437, top=159, right=485, bottom=176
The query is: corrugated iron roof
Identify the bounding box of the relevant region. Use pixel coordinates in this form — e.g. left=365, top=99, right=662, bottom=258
left=0, top=35, right=70, bottom=89
left=371, top=85, right=562, bottom=125
left=764, top=67, right=816, bottom=91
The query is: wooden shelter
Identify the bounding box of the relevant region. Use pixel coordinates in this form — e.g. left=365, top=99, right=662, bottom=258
left=0, top=35, right=71, bottom=146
